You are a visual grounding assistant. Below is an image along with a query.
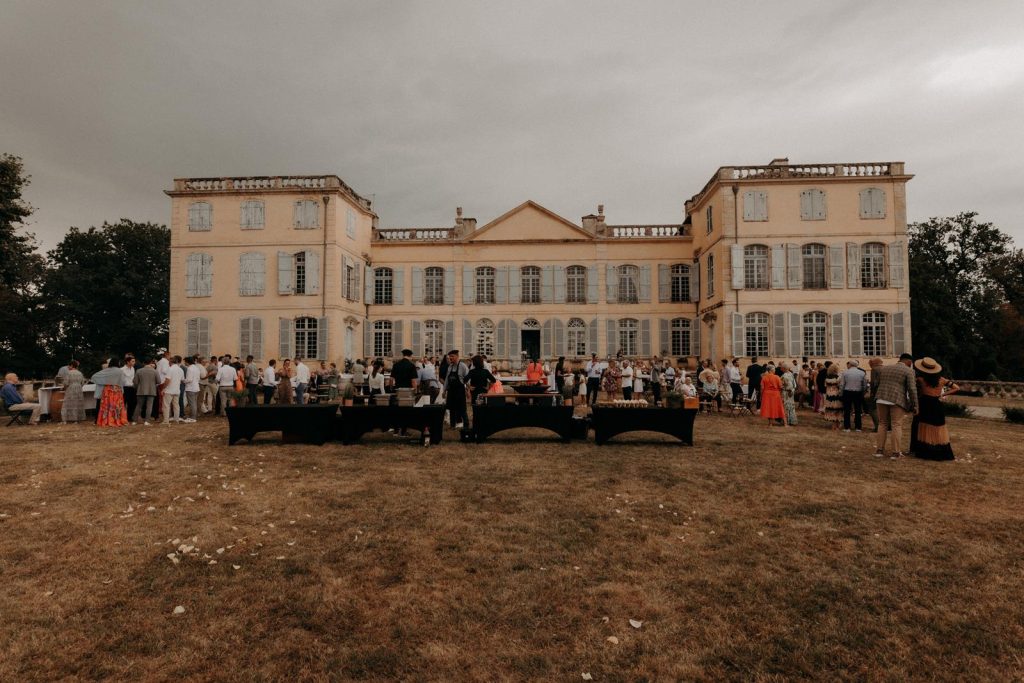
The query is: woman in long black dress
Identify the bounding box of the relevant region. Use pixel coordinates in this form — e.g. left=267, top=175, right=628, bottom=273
left=466, top=355, right=496, bottom=405
left=910, top=357, right=958, bottom=461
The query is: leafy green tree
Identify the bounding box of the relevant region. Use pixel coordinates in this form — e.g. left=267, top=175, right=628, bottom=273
left=0, top=154, right=49, bottom=376
left=908, top=212, right=1016, bottom=379
left=43, top=220, right=170, bottom=370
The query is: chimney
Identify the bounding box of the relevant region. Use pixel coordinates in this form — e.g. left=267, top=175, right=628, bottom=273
left=455, top=206, right=463, bottom=226
left=582, top=204, right=605, bottom=234
left=463, top=217, right=476, bottom=231
left=769, top=157, right=789, bottom=166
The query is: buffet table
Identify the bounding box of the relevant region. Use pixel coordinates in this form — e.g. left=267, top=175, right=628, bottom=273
left=591, top=406, right=697, bottom=445
left=38, top=384, right=96, bottom=417
left=226, top=404, right=339, bottom=445
left=470, top=404, right=575, bottom=442
left=336, top=405, right=446, bottom=445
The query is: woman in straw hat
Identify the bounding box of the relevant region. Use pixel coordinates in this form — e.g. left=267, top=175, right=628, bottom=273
left=910, top=357, right=959, bottom=461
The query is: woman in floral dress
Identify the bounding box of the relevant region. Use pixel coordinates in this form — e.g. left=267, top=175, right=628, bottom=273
left=602, top=360, right=622, bottom=402
left=61, top=360, right=87, bottom=423
left=823, top=363, right=843, bottom=431
left=92, top=359, right=128, bottom=427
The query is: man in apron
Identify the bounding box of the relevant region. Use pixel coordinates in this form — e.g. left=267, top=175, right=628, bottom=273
left=442, top=349, right=469, bottom=429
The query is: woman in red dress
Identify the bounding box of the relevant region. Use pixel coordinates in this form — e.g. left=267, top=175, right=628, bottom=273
left=759, top=368, right=787, bottom=427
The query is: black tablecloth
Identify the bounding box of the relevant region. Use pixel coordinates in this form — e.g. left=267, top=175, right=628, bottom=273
left=591, top=407, right=697, bottom=445
left=336, top=405, right=446, bottom=444
left=226, top=404, right=339, bottom=445
left=471, top=404, right=576, bottom=442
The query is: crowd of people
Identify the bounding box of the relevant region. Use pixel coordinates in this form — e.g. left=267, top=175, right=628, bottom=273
left=1, top=348, right=960, bottom=460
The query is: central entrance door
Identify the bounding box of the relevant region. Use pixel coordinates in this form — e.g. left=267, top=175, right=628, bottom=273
left=521, top=330, right=540, bottom=361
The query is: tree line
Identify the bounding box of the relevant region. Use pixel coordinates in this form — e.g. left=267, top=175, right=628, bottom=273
left=2, top=153, right=1023, bottom=380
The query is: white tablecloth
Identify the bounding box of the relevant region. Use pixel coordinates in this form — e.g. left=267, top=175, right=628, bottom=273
left=38, top=384, right=96, bottom=415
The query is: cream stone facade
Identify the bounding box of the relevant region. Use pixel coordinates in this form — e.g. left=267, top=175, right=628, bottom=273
left=167, top=159, right=913, bottom=369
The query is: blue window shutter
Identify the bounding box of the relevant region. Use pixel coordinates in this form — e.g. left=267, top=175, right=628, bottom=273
left=393, top=267, right=404, bottom=305
left=239, top=253, right=251, bottom=296
left=252, top=317, right=263, bottom=360
left=829, top=244, right=846, bottom=289
left=462, top=266, right=474, bottom=304
left=541, top=265, right=554, bottom=304
left=889, top=242, right=905, bottom=289
left=279, top=318, right=293, bottom=358
left=606, top=265, right=617, bottom=303
left=639, top=265, right=652, bottom=303
left=462, top=319, right=472, bottom=352
left=187, top=317, right=199, bottom=355
left=186, top=253, right=199, bottom=296
left=771, top=246, right=785, bottom=290
left=496, top=319, right=507, bottom=358
left=352, top=261, right=361, bottom=302
left=786, top=244, right=802, bottom=289
left=392, top=320, right=403, bottom=354
left=293, top=201, right=303, bottom=228
left=658, top=264, right=670, bottom=303
left=444, top=266, right=455, bottom=305
left=553, top=318, right=565, bottom=356
left=892, top=312, right=907, bottom=355
left=495, top=266, right=508, bottom=304
left=364, top=266, right=374, bottom=303
left=553, top=266, right=566, bottom=304
left=606, top=319, right=617, bottom=357
left=742, top=191, right=755, bottom=221
left=278, top=251, right=294, bottom=295
left=640, top=319, right=651, bottom=356
left=731, top=244, right=744, bottom=290
left=444, top=320, right=455, bottom=354
left=542, top=319, right=553, bottom=359
left=508, top=267, right=521, bottom=304
left=788, top=312, right=802, bottom=357
left=658, top=319, right=670, bottom=357
left=773, top=312, right=786, bottom=357
left=306, top=250, right=320, bottom=295
left=813, top=190, right=826, bottom=219
left=691, top=318, right=701, bottom=357
left=589, top=319, right=599, bottom=356
left=508, top=319, right=520, bottom=359
left=411, top=320, right=422, bottom=354
left=587, top=265, right=598, bottom=303
left=831, top=312, right=845, bottom=357
left=411, top=267, right=424, bottom=305
left=846, top=242, right=861, bottom=288
left=317, top=317, right=329, bottom=360
left=732, top=312, right=745, bottom=358
left=848, top=312, right=863, bottom=357
left=690, top=263, right=700, bottom=302
left=363, top=321, right=372, bottom=358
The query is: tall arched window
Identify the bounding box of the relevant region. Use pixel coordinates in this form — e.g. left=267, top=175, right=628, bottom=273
left=802, top=312, right=827, bottom=357
left=618, top=318, right=639, bottom=356
left=373, top=320, right=392, bottom=358
left=670, top=318, right=691, bottom=357
left=475, top=266, right=495, bottom=304
left=617, top=265, right=639, bottom=304
left=802, top=243, right=826, bottom=289
left=294, top=317, right=318, bottom=360
left=861, top=243, right=886, bottom=288
left=521, top=266, right=541, bottom=304
left=423, top=320, right=444, bottom=358
left=863, top=312, right=887, bottom=356
left=743, top=245, right=769, bottom=289
left=670, top=264, right=691, bottom=302
left=566, top=266, right=587, bottom=304
left=374, top=267, right=393, bottom=305
left=424, top=267, right=445, bottom=304
left=475, top=318, right=495, bottom=357
left=567, top=318, right=587, bottom=356
left=188, top=202, right=212, bottom=231
left=745, top=312, right=769, bottom=358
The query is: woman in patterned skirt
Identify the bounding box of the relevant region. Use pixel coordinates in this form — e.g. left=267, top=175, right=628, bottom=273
left=277, top=359, right=295, bottom=404
left=601, top=360, right=622, bottom=402
left=910, top=357, right=958, bottom=461
left=61, top=360, right=87, bottom=423
left=91, top=359, right=128, bottom=427
left=823, top=363, right=843, bottom=431
left=780, top=361, right=798, bottom=426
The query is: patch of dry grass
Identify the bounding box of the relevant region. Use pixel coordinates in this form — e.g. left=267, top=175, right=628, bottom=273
left=2, top=411, right=1023, bottom=681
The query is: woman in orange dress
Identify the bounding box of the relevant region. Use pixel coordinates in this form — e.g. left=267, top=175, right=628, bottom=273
left=759, top=368, right=787, bottom=427
left=91, top=360, right=129, bottom=427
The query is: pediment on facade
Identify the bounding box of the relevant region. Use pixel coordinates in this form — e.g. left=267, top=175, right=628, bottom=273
left=467, top=201, right=593, bottom=242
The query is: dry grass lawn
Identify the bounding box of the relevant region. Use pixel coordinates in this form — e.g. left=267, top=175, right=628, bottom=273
left=2, top=409, right=1024, bottom=681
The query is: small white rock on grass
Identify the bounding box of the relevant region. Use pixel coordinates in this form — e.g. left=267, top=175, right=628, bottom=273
left=172, top=605, right=185, bottom=615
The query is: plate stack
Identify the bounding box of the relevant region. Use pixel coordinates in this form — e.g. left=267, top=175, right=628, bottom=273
left=395, top=388, right=415, bottom=407
left=373, top=393, right=392, bottom=406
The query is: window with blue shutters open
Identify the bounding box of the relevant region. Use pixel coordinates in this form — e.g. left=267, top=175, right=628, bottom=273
left=294, top=316, right=319, bottom=359
left=240, top=200, right=264, bottom=229
left=863, top=311, right=887, bottom=356
left=566, top=265, right=587, bottom=304
left=424, top=267, right=445, bottom=305
left=277, top=251, right=318, bottom=296
left=293, top=199, right=320, bottom=229
left=519, top=266, right=540, bottom=303
left=374, top=267, right=393, bottom=304
left=188, top=202, right=212, bottom=231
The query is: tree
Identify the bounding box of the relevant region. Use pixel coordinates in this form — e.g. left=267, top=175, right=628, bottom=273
left=908, top=212, right=1018, bottom=379
left=0, top=154, right=48, bottom=376
left=43, top=220, right=170, bottom=370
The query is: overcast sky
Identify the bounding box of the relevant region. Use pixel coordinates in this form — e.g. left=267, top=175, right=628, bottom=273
left=2, top=0, right=1023, bottom=250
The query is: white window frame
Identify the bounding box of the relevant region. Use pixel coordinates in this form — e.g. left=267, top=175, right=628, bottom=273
left=618, top=318, right=639, bottom=356
left=475, top=318, right=495, bottom=357
left=373, top=320, right=393, bottom=358
left=802, top=312, right=827, bottom=357
left=374, top=267, right=394, bottom=305
left=521, top=265, right=541, bottom=304
left=744, top=245, right=769, bottom=290
left=294, top=316, right=318, bottom=359
left=567, top=318, right=587, bottom=356
left=423, top=320, right=444, bottom=358
left=670, top=318, right=691, bottom=357
left=566, top=266, right=587, bottom=304
left=617, top=265, right=639, bottom=304
left=861, top=243, right=886, bottom=289
left=476, top=267, right=495, bottom=305
left=424, top=267, right=445, bottom=305
left=745, top=312, right=769, bottom=358
left=802, top=243, right=827, bottom=290
left=863, top=311, right=887, bottom=356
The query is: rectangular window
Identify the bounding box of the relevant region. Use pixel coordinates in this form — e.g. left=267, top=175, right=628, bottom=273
left=373, top=322, right=392, bottom=357
left=618, top=266, right=639, bottom=304
left=374, top=269, right=393, bottom=305
left=346, top=208, right=356, bottom=239
left=566, top=266, right=587, bottom=304
left=424, top=267, right=445, bottom=305
left=618, top=320, right=638, bottom=356
left=744, top=246, right=769, bottom=289
left=706, top=254, right=715, bottom=297
left=803, top=244, right=827, bottom=289
left=863, top=313, right=887, bottom=356
left=861, top=243, right=886, bottom=288
left=294, top=317, right=318, bottom=359
left=670, top=265, right=690, bottom=302
left=670, top=320, right=691, bottom=357
left=476, top=268, right=495, bottom=305
left=345, top=264, right=355, bottom=300
left=521, top=267, right=541, bottom=304
left=423, top=321, right=444, bottom=358
left=294, top=252, right=306, bottom=295
left=706, top=205, right=713, bottom=234
left=802, top=313, right=827, bottom=357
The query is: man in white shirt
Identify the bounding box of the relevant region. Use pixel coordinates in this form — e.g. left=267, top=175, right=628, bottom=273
left=727, top=359, right=744, bottom=405
left=160, top=356, right=185, bottom=424
left=621, top=360, right=635, bottom=400
left=216, top=361, right=238, bottom=416
left=155, top=351, right=171, bottom=420
left=584, top=353, right=606, bottom=407
left=183, top=356, right=203, bottom=422
left=262, top=360, right=278, bottom=405
left=294, top=357, right=311, bottom=405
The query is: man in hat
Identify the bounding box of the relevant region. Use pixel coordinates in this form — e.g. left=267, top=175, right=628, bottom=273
left=840, top=359, right=868, bottom=432
left=872, top=353, right=918, bottom=458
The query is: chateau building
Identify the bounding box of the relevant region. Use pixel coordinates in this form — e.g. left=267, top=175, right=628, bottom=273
left=166, top=158, right=913, bottom=368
